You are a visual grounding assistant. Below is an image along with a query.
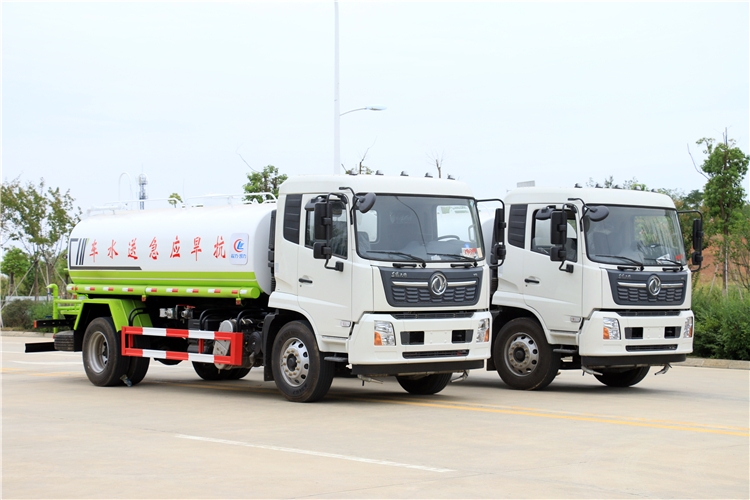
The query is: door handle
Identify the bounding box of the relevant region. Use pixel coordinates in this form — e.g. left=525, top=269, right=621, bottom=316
left=299, top=278, right=313, bottom=284
left=524, top=278, right=540, bottom=284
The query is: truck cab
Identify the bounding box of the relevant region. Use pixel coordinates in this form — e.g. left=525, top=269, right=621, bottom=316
left=268, top=175, right=493, bottom=399
left=483, top=187, right=700, bottom=390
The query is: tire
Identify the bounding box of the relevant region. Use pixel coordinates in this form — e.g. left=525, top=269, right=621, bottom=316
left=223, top=367, right=251, bottom=380
left=192, top=362, right=226, bottom=381
left=272, top=321, right=334, bottom=402
left=192, top=362, right=251, bottom=381
left=493, top=318, right=560, bottom=390
left=594, top=367, right=650, bottom=387
left=396, top=373, right=452, bottom=395
left=124, top=357, right=150, bottom=386
left=82, top=317, right=129, bottom=387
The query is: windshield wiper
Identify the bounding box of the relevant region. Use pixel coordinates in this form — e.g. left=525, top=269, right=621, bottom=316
left=594, top=254, right=644, bottom=270
left=652, top=257, right=684, bottom=270
left=366, top=250, right=426, bottom=266
left=427, top=252, right=477, bottom=262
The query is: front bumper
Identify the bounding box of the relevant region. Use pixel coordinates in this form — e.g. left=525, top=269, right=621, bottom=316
left=579, top=310, right=693, bottom=367
left=347, top=311, right=491, bottom=375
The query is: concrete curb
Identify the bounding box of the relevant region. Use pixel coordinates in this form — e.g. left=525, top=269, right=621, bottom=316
left=2, top=331, right=54, bottom=338
left=676, top=357, right=750, bottom=370
left=3, top=330, right=749, bottom=370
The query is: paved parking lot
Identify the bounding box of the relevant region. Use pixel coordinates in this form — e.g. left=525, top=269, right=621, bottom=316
left=3, top=335, right=749, bottom=499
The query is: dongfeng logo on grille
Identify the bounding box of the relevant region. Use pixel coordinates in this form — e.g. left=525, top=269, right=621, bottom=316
left=430, top=272, right=447, bottom=296
left=648, top=275, right=662, bottom=296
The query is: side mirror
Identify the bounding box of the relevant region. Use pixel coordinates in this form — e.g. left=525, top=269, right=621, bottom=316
left=692, top=218, right=704, bottom=266
left=314, top=202, right=332, bottom=241
left=549, top=210, right=568, bottom=262
left=535, top=206, right=553, bottom=221
left=492, top=244, right=506, bottom=263
left=490, top=207, right=506, bottom=265
left=313, top=241, right=331, bottom=260
left=587, top=205, right=609, bottom=222
left=356, top=193, right=376, bottom=213
left=550, top=210, right=567, bottom=245
left=494, top=207, right=505, bottom=246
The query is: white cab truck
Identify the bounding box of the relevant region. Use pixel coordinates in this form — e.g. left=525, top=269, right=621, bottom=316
left=31, top=174, right=495, bottom=402
left=480, top=187, right=703, bottom=390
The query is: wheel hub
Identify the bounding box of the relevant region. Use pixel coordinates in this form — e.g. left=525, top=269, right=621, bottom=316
left=505, top=333, right=539, bottom=375
left=86, top=330, right=109, bottom=374
left=286, top=355, right=298, bottom=371
left=279, top=338, right=310, bottom=387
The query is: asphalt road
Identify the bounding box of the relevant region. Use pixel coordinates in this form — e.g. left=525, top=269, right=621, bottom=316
left=2, top=336, right=749, bottom=499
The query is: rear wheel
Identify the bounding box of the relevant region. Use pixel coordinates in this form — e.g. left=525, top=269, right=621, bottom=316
left=396, top=373, right=452, bottom=395
left=223, top=367, right=251, bottom=380
left=192, top=362, right=250, bottom=381
left=272, top=321, right=334, bottom=402
left=594, top=367, right=650, bottom=387
left=493, top=318, right=560, bottom=390
left=192, top=362, right=226, bottom=381
left=82, top=317, right=129, bottom=387
left=124, top=357, right=150, bottom=386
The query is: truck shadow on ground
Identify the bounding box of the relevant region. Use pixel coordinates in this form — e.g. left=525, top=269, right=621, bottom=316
left=44, top=369, right=681, bottom=406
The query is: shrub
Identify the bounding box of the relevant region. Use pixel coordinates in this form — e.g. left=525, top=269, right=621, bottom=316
left=1, top=299, right=54, bottom=331
left=692, top=288, right=750, bottom=360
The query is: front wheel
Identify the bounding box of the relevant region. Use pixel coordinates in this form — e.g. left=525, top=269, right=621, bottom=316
left=82, top=317, right=129, bottom=387
left=493, top=318, right=560, bottom=390
left=396, top=373, right=452, bottom=395
left=594, top=367, right=650, bottom=387
left=272, top=321, right=334, bottom=402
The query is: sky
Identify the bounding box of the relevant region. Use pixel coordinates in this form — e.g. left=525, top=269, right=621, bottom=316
left=2, top=1, right=749, bottom=213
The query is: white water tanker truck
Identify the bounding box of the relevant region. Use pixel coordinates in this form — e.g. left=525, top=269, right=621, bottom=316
left=31, top=174, right=501, bottom=402
left=480, top=187, right=702, bottom=390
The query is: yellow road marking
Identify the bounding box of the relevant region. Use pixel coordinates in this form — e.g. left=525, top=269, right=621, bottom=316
left=351, top=397, right=750, bottom=437
left=7, top=369, right=747, bottom=438
left=153, top=380, right=749, bottom=437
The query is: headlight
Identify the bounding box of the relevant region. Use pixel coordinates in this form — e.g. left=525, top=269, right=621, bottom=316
left=475, top=318, right=490, bottom=343
left=374, top=321, right=396, bottom=346
left=684, top=316, right=694, bottom=338
left=603, top=317, right=621, bottom=340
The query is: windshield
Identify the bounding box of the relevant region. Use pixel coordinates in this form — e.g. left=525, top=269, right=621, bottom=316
left=584, top=205, right=687, bottom=266
left=355, top=195, right=484, bottom=263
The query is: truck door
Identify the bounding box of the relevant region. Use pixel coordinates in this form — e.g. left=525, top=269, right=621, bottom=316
left=296, top=195, right=353, bottom=339
left=522, top=205, right=583, bottom=333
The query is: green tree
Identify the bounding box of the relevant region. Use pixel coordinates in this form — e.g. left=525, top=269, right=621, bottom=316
left=694, top=133, right=749, bottom=293
left=586, top=176, right=648, bottom=190
left=728, top=205, right=750, bottom=292
left=243, top=165, right=287, bottom=203
left=168, top=192, right=183, bottom=207
left=1, top=247, right=32, bottom=297
left=1, top=177, right=80, bottom=298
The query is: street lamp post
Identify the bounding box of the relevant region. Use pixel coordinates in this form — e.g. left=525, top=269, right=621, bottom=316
left=333, top=2, right=386, bottom=174
left=334, top=106, right=386, bottom=174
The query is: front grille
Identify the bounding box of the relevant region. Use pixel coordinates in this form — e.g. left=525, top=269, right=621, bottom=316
left=381, top=267, right=482, bottom=308
left=616, top=286, right=684, bottom=304
left=402, top=349, right=469, bottom=359
left=607, top=270, right=687, bottom=306
left=626, top=344, right=678, bottom=352
left=392, top=285, right=477, bottom=304
left=391, top=312, right=474, bottom=320
left=617, top=310, right=682, bottom=317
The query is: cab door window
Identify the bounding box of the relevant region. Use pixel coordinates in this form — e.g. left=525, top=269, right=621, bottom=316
left=305, top=200, right=348, bottom=258
left=531, top=209, right=578, bottom=262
